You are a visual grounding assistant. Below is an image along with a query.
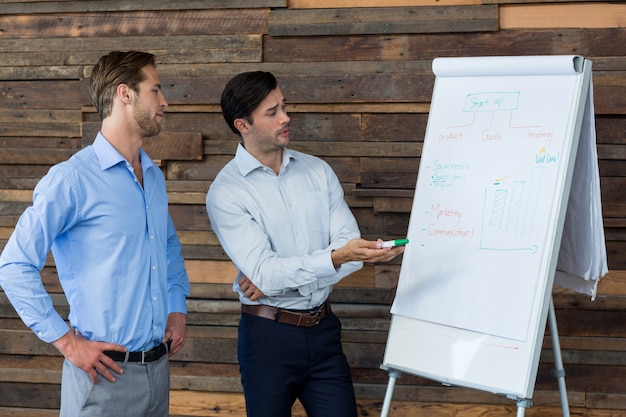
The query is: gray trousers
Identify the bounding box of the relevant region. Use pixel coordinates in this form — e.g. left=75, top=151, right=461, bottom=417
left=59, top=354, right=170, bottom=417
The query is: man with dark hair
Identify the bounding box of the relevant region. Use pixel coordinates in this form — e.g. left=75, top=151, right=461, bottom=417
left=0, top=51, right=189, bottom=416
left=206, top=71, right=404, bottom=417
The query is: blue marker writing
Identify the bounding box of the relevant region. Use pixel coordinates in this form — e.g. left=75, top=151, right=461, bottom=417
left=381, top=238, right=409, bottom=248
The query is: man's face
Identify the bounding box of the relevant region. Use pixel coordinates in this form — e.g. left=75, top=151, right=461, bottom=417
left=245, top=87, right=291, bottom=153
left=132, top=65, right=168, bottom=137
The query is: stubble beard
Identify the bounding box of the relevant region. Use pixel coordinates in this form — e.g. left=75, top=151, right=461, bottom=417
left=136, top=113, right=161, bottom=137
left=134, top=99, right=162, bottom=137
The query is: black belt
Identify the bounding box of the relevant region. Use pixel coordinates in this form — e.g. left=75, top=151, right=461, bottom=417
left=104, top=341, right=169, bottom=364
left=241, top=301, right=331, bottom=328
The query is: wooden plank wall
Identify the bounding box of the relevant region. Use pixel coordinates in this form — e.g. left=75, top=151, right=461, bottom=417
left=0, top=0, right=625, bottom=416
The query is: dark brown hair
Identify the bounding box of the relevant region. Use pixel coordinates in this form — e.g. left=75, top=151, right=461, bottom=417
left=220, top=71, right=278, bottom=136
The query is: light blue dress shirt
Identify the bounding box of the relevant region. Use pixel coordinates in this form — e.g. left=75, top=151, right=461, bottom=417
left=0, top=133, right=189, bottom=351
left=206, top=143, right=362, bottom=310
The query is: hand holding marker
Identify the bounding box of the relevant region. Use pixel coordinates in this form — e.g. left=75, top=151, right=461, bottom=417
left=381, top=238, right=409, bottom=248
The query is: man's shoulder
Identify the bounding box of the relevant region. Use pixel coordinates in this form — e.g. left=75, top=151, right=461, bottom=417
left=214, top=157, right=239, bottom=179
left=208, top=158, right=241, bottom=193
left=48, top=146, right=97, bottom=176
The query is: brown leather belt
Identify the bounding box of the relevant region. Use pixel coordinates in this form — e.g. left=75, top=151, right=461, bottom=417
left=241, top=301, right=331, bottom=328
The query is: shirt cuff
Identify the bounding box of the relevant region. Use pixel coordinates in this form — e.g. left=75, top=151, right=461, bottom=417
left=30, top=313, right=71, bottom=344
left=168, top=291, right=188, bottom=315
left=297, top=250, right=341, bottom=296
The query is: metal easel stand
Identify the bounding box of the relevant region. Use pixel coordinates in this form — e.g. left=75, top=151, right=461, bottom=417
left=548, top=296, right=571, bottom=417
left=513, top=297, right=571, bottom=417
left=380, top=369, right=401, bottom=417
left=513, top=398, right=533, bottom=417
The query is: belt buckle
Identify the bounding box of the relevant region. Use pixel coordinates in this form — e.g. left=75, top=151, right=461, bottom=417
left=313, top=312, right=321, bottom=325
left=141, top=349, right=148, bottom=364
left=302, top=310, right=321, bottom=327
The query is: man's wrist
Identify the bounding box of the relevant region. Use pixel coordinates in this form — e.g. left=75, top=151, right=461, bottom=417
left=331, top=247, right=347, bottom=268
left=51, top=329, right=74, bottom=354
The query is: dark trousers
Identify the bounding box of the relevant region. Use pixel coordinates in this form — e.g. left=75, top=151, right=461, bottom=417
left=238, top=310, right=357, bottom=417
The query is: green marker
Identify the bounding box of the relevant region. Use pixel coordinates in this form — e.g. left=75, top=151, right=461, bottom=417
left=381, top=238, right=409, bottom=248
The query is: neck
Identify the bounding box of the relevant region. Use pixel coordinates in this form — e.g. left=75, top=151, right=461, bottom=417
left=100, top=121, right=143, bottom=166
left=243, top=142, right=283, bottom=174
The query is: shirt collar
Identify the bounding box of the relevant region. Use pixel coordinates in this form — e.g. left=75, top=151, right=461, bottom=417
left=92, top=132, right=153, bottom=172
left=234, top=142, right=297, bottom=177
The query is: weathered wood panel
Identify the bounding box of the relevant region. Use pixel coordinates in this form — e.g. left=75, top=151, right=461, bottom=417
left=269, top=6, right=499, bottom=36
left=0, top=10, right=270, bottom=38
left=291, top=0, right=610, bottom=6
left=118, top=71, right=437, bottom=106
left=0, top=81, right=80, bottom=110
left=0, top=0, right=285, bottom=14
left=289, top=0, right=484, bottom=6
left=264, top=30, right=626, bottom=63
left=0, top=36, right=263, bottom=69
left=499, top=3, right=626, bottom=29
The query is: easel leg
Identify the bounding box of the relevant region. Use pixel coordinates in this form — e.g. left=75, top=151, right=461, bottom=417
left=516, top=398, right=532, bottom=417
left=549, top=297, right=571, bottom=417
left=380, top=370, right=401, bottom=417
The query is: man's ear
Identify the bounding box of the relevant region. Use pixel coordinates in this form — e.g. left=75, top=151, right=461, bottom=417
left=234, top=118, right=249, bottom=134
left=117, top=84, right=133, bottom=104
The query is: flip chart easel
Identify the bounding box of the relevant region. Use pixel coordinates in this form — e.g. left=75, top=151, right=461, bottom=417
left=380, top=55, right=606, bottom=416
left=381, top=298, right=568, bottom=417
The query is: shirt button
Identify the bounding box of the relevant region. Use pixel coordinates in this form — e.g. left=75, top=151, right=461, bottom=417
left=152, top=266, right=157, bottom=270
left=150, top=235, right=155, bottom=240
left=153, top=297, right=157, bottom=301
